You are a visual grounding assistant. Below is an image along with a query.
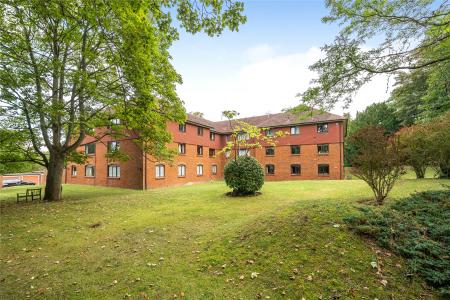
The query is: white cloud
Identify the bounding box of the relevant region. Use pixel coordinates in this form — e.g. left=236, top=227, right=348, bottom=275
left=177, top=46, right=393, bottom=121
left=242, top=44, right=277, bottom=62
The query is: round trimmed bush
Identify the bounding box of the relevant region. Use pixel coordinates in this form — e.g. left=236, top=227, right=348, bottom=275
left=224, top=156, right=264, bottom=195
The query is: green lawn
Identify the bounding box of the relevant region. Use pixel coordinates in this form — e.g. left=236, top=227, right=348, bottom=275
left=1, top=178, right=448, bottom=299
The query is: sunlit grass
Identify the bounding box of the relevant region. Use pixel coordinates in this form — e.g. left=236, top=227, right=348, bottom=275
left=1, top=178, right=448, bottom=299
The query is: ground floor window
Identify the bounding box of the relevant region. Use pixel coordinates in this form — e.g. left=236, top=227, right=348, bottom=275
left=291, top=164, right=301, bottom=175
left=178, top=164, right=186, bottom=177
left=108, top=164, right=120, bottom=178
left=266, top=164, right=275, bottom=175
left=212, top=164, right=217, bottom=175
left=85, top=165, right=95, bottom=177
left=197, top=164, right=203, bottom=176
left=155, top=164, right=165, bottom=178
left=71, top=165, right=77, bottom=176
left=318, top=164, right=329, bottom=176
left=317, top=144, right=329, bottom=154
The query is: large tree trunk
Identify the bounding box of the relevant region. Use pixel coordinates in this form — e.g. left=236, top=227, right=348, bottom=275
left=412, top=165, right=425, bottom=179
left=44, top=153, right=65, bottom=201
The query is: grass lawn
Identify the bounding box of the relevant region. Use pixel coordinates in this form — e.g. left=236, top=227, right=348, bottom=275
left=1, top=178, right=448, bottom=299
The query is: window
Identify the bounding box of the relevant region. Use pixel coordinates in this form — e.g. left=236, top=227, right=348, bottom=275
left=71, top=166, right=77, bottom=176
left=108, top=141, right=120, bottom=152
left=210, top=132, right=215, bottom=141
left=291, top=145, right=301, bottom=155
left=85, top=143, right=95, bottom=155
left=225, top=151, right=231, bottom=158
left=265, top=129, right=273, bottom=136
left=237, top=132, right=249, bottom=141
left=178, top=164, right=186, bottom=177
left=212, top=165, right=217, bottom=175
left=265, top=147, right=275, bottom=156
left=290, top=126, right=300, bottom=135
left=85, top=165, right=95, bottom=177
left=318, top=164, right=330, bottom=176
left=238, top=149, right=249, bottom=157
left=197, top=127, right=203, bottom=136
left=111, top=118, right=121, bottom=125
left=155, top=164, right=165, bottom=178
left=318, top=144, right=329, bottom=155
left=317, top=123, right=328, bottom=133
left=108, top=165, right=120, bottom=178
left=266, top=164, right=275, bottom=175
left=179, top=124, right=186, bottom=132
left=209, top=148, right=216, bottom=157
left=178, top=143, right=186, bottom=154
left=291, top=164, right=301, bottom=175
left=197, top=164, right=203, bottom=176
left=197, top=145, right=203, bottom=156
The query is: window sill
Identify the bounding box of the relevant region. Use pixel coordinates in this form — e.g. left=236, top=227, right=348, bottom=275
left=291, top=154, right=301, bottom=156
left=71, top=175, right=77, bottom=177
left=197, top=155, right=203, bottom=157
left=318, top=153, right=329, bottom=156
left=318, top=174, right=330, bottom=177
left=197, top=175, right=203, bottom=177
left=317, top=132, right=328, bottom=134
left=179, top=153, right=186, bottom=156
left=266, top=154, right=275, bottom=157
left=265, top=173, right=275, bottom=176
left=291, top=174, right=301, bottom=176
left=85, top=176, right=95, bottom=178
left=155, top=177, right=165, bottom=180
left=85, top=153, right=95, bottom=156
left=178, top=176, right=186, bottom=178
left=107, top=177, right=120, bottom=179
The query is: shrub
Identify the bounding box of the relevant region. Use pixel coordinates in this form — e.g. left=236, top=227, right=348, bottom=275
left=348, top=126, right=404, bottom=204
left=344, top=189, right=450, bottom=296
left=224, top=156, right=264, bottom=195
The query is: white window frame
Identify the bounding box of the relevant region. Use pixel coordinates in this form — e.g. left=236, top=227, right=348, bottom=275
left=108, top=141, right=120, bottom=152
left=178, top=164, right=186, bottom=177
left=85, top=143, right=95, bottom=155
left=197, top=145, right=203, bottom=156
left=290, top=126, right=300, bottom=135
left=85, top=165, right=95, bottom=177
left=210, top=132, right=215, bottom=141
left=178, top=143, right=186, bottom=154
left=317, top=123, right=328, bottom=133
left=71, top=165, right=77, bottom=176
left=211, top=164, right=217, bottom=175
left=238, top=149, right=249, bottom=157
left=108, top=164, right=120, bottom=178
left=237, top=132, right=249, bottom=141
left=155, top=164, right=165, bottom=178
left=196, top=164, right=203, bottom=176
left=265, top=129, right=273, bottom=136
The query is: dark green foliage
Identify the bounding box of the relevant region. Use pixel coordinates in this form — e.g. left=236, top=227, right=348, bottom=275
left=224, top=156, right=264, bottom=195
left=344, top=189, right=450, bottom=296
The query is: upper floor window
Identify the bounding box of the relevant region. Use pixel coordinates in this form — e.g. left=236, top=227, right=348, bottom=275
left=179, top=124, right=186, bottom=132
left=197, top=145, right=203, bottom=156
left=212, top=164, right=218, bottom=175
left=210, top=132, right=215, bottom=141
left=108, top=141, right=120, bottom=152
left=196, top=164, right=204, bottom=176
left=108, top=164, right=120, bottom=178
left=318, top=164, right=330, bottom=176
left=209, top=148, right=216, bottom=157
left=290, top=126, right=300, bottom=135
left=197, top=127, right=204, bottom=136
left=238, top=149, right=249, bottom=157
left=318, top=144, right=329, bottom=154
left=85, top=143, right=95, bottom=155
left=291, top=164, right=301, bottom=175
left=178, top=164, right=186, bottom=177
left=265, top=129, right=273, bottom=136
left=266, top=164, right=275, bottom=175
left=317, top=123, right=328, bottom=133
left=291, top=145, right=301, bottom=155
left=71, top=165, right=77, bottom=176
left=155, top=164, right=165, bottom=178
left=265, top=147, right=275, bottom=156
left=237, top=132, right=249, bottom=141
left=178, top=143, right=186, bottom=154
left=85, top=165, right=95, bottom=177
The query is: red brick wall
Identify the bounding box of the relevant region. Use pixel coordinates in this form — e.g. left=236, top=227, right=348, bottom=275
left=65, top=120, right=345, bottom=190
left=65, top=137, right=143, bottom=189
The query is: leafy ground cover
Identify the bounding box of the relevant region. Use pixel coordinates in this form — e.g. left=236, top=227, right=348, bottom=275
left=345, top=189, right=450, bottom=297
left=1, top=178, right=448, bottom=299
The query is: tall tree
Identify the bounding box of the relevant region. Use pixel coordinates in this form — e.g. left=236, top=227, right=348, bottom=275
left=299, top=0, right=450, bottom=110
left=0, top=0, right=246, bottom=200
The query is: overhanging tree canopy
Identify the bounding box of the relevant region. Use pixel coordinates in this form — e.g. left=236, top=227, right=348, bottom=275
left=0, top=0, right=246, bottom=200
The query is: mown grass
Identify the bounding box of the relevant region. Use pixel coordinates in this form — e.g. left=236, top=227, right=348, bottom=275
left=1, top=178, right=448, bottom=299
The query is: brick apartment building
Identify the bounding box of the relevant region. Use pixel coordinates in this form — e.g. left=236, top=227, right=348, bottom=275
left=64, top=111, right=347, bottom=189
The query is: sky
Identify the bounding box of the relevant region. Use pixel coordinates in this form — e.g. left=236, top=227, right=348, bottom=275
left=169, top=0, right=393, bottom=121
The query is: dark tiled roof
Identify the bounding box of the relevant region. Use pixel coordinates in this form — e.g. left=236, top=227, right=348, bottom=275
left=187, top=111, right=346, bottom=133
